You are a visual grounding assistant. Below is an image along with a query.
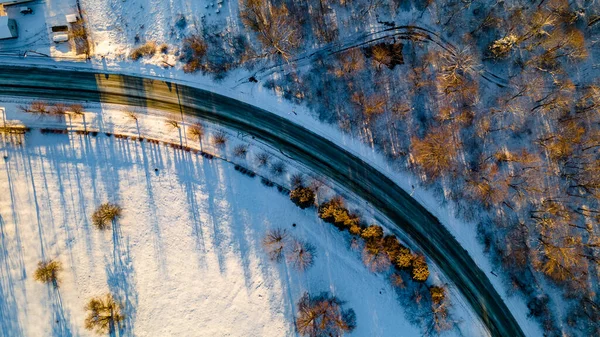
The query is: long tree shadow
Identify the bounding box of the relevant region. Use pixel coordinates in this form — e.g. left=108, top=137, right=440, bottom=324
left=0, top=215, right=24, bottom=337
left=199, top=157, right=229, bottom=274
left=3, top=154, right=27, bottom=280
left=173, top=148, right=207, bottom=268
left=218, top=165, right=255, bottom=290
left=105, top=221, right=137, bottom=337
left=136, top=140, right=167, bottom=273
left=48, top=286, right=74, bottom=337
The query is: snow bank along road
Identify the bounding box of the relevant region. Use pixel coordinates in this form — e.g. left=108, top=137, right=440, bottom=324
left=0, top=65, right=524, bottom=337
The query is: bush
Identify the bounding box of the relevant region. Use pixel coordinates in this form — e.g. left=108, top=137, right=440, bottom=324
left=411, top=254, right=430, bottom=282
left=348, top=224, right=363, bottom=236
left=381, top=235, right=413, bottom=269
left=181, top=35, right=207, bottom=73
left=34, top=260, right=62, bottom=287
left=382, top=235, right=402, bottom=259
left=287, top=239, right=315, bottom=271
left=360, top=225, right=384, bottom=242
left=130, top=41, right=157, bottom=60
left=262, top=228, right=289, bottom=262
left=295, top=292, right=356, bottom=336
left=318, top=198, right=360, bottom=231
left=430, top=286, right=446, bottom=305
left=393, top=246, right=414, bottom=270
left=92, top=203, right=122, bottom=230
left=84, top=294, right=125, bottom=334
left=290, top=186, right=315, bottom=209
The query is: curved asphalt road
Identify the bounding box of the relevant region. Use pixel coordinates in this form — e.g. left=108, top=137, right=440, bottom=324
left=0, top=65, right=524, bottom=337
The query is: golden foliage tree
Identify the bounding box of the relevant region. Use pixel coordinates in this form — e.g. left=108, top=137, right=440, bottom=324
left=34, top=260, right=62, bottom=287
left=410, top=127, right=459, bottom=178
left=92, top=203, right=122, bottom=230
left=84, top=294, right=125, bottom=335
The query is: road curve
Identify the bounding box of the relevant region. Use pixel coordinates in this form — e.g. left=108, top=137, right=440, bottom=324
left=0, top=65, right=524, bottom=337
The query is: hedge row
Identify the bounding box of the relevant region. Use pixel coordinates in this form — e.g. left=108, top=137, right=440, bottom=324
left=288, top=186, right=429, bottom=282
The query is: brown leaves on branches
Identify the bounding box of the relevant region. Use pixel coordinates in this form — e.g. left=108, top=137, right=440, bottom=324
left=84, top=294, right=125, bottom=334
left=92, top=203, right=122, bottom=230
left=410, top=127, right=459, bottom=179
left=295, top=292, right=356, bottom=337
left=34, top=260, right=62, bottom=287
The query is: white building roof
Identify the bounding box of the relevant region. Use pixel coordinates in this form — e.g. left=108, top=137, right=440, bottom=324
left=0, top=16, right=15, bottom=39
left=66, top=14, right=77, bottom=23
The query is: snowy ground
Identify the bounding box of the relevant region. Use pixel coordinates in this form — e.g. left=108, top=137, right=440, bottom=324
left=0, top=0, right=82, bottom=58
left=0, top=130, right=428, bottom=337
left=0, top=100, right=493, bottom=336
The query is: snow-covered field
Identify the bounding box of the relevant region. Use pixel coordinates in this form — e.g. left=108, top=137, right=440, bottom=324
left=0, top=129, right=432, bottom=336
left=0, top=98, right=493, bottom=336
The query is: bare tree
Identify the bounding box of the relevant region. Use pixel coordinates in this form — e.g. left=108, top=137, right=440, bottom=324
left=212, top=131, right=227, bottom=148
left=239, top=0, right=302, bottom=60
left=49, top=104, right=67, bottom=115
left=166, top=119, right=180, bottom=130
left=69, top=104, right=84, bottom=115
left=125, top=110, right=139, bottom=122
left=30, top=101, right=48, bottom=113
left=270, top=161, right=286, bottom=176
left=233, top=144, right=249, bottom=158
left=287, top=239, right=315, bottom=271
left=256, top=152, right=271, bottom=167
left=262, top=228, right=290, bottom=262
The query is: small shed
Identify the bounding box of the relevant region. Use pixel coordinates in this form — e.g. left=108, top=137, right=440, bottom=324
left=0, top=16, right=17, bottom=40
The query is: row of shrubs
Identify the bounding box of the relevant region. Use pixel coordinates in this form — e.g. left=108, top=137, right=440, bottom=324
left=40, top=128, right=69, bottom=134
left=289, top=185, right=430, bottom=282
left=129, top=41, right=168, bottom=61
left=234, top=164, right=256, bottom=177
